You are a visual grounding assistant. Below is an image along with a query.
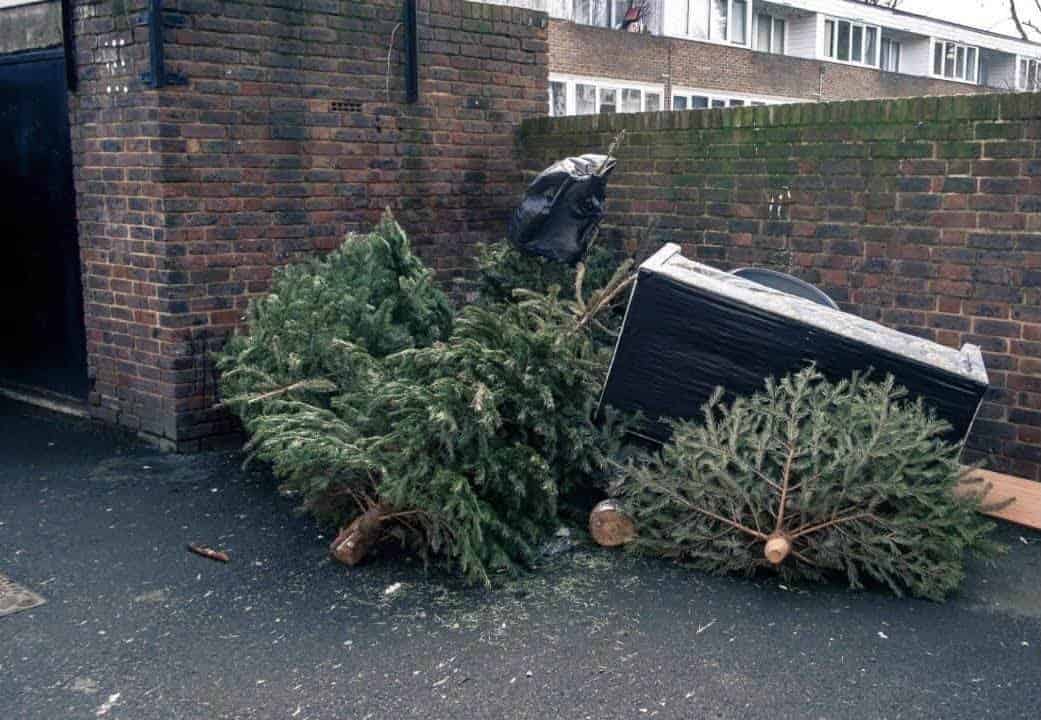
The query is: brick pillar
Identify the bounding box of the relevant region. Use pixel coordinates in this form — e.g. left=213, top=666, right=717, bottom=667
left=68, top=0, right=549, bottom=450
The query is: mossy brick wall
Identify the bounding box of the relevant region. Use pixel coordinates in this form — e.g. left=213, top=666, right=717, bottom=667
left=68, top=0, right=548, bottom=450
left=521, top=93, right=1041, bottom=481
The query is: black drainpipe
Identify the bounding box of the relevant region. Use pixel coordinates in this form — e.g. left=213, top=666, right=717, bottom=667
left=140, top=0, right=186, bottom=88
left=404, top=0, right=419, bottom=103
left=60, top=0, right=77, bottom=91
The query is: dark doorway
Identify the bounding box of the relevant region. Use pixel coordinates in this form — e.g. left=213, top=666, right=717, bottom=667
left=0, top=49, right=87, bottom=399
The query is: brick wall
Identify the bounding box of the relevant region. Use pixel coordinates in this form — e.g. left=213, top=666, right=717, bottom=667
left=520, top=93, right=1041, bottom=481
left=68, top=0, right=548, bottom=450
left=67, top=0, right=168, bottom=440
left=550, top=21, right=986, bottom=103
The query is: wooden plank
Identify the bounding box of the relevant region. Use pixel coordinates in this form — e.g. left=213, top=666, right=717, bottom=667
left=957, top=468, right=1041, bottom=531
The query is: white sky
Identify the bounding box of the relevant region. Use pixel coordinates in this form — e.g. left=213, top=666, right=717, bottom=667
left=896, top=0, right=1041, bottom=39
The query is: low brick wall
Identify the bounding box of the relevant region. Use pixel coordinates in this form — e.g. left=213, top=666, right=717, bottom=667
left=550, top=20, right=986, bottom=103
left=520, top=93, right=1041, bottom=480
left=68, top=0, right=547, bottom=449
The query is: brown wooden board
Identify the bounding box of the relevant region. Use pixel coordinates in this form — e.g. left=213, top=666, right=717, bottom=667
left=957, top=469, right=1041, bottom=530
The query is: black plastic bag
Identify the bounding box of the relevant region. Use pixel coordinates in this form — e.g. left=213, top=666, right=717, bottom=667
left=507, top=154, right=615, bottom=265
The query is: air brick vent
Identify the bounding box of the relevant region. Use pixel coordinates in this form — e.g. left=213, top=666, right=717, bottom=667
left=330, top=100, right=363, bottom=113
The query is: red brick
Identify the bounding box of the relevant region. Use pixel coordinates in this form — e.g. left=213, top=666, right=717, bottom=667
left=70, top=0, right=547, bottom=449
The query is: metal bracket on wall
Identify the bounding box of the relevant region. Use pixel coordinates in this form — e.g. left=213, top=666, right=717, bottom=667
left=136, top=0, right=188, bottom=88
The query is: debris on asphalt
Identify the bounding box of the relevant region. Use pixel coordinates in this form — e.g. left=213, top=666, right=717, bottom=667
left=187, top=544, right=230, bottom=563
left=94, top=692, right=120, bottom=717
left=383, top=582, right=403, bottom=597
left=539, top=526, right=580, bottom=558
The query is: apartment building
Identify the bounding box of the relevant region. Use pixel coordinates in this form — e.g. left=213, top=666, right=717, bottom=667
left=488, top=0, right=1041, bottom=113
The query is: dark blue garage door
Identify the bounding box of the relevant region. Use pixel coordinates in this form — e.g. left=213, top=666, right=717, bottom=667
left=0, top=49, right=86, bottom=399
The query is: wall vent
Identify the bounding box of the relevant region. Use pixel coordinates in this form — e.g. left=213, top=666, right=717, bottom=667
left=331, top=100, right=363, bottom=113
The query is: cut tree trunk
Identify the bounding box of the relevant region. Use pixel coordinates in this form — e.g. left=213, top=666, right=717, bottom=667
left=764, top=534, right=792, bottom=565
left=590, top=499, right=637, bottom=547
left=330, top=504, right=391, bottom=566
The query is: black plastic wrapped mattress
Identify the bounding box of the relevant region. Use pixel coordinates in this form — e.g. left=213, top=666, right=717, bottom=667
left=600, top=244, right=989, bottom=444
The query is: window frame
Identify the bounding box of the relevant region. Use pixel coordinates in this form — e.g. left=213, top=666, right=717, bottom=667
left=931, top=39, right=980, bottom=84
left=548, top=74, right=666, bottom=117
left=673, top=0, right=753, bottom=46
left=670, top=86, right=794, bottom=110
left=572, top=0, right=617, bottom=29
left=755, top=12, right=787, bottom=55
left=549, top=80, right=568, bottom=117
left=571, top=0, right=651, bottom=30
left=822, top=16, right=880, bottom=68
left=1018, top=56, right=1041, bottom=91
left=880, top=37, right=901, bottom=73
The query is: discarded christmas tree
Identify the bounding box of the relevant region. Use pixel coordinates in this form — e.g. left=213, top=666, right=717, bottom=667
left=358, top=286, right=630, bottom=584
left=613, top=366, right=1003, bottom=600
left=217, top=209, right=453, bottom=424
left=216, top=210, right=454, bottom=526
left=217, top=209, right=636, bottom=585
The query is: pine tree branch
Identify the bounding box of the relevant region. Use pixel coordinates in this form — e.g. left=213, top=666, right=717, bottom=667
left=791, top=511, right=883, bottom=540
left=790, top=548, right=822, bottom=567
left=774, top=441, right=798, bottom=535
left=243, top=378, right=334, bottom=404
left=692, top=505, right=768, bottom=541
left=646, top=479, right=767, bottom=540
left=574, top=261, right=588, bottom=311
left=573, top=273, right=636, bottom=333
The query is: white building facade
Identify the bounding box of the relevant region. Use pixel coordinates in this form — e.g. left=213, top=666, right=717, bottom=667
left=481, top=0, right=1041, bottom=115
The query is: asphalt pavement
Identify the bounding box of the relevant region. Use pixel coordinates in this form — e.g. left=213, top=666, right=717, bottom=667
left=1, top=396, right=1039, bottom=720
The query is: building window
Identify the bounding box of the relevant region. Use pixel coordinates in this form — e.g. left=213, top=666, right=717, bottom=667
left=573, top=0, right=633, bottom=29
left=880, top=38, right=900, bottom=72
left=933, top=40, right=978, bottom=83
left=672, top=90, right=782, bottom=109
left=824, top=17, right=878, bottom=67
left=576, top=83, right=596, bottom=114
left=1019, top=57, right=1040, bottom=90
left=757, top=14, right=785, bottom=54
left=730, top=0, right=747, bottom=45
left=620, top=87, right=642, bottom=113
left=678, top=0, right=711, bottom=39
left=551, top=76, right=665, bottom=116
left=574, top=0, right=607, bottom=28
left=612, top=0, right=629, bottom=27
left=547, top=0, right=572, bottom=19
left=549, top=81, right=567, bottom=116
left=675, top=0, right=747, bottom=44
left=712, top=0, right=728, bottom=41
